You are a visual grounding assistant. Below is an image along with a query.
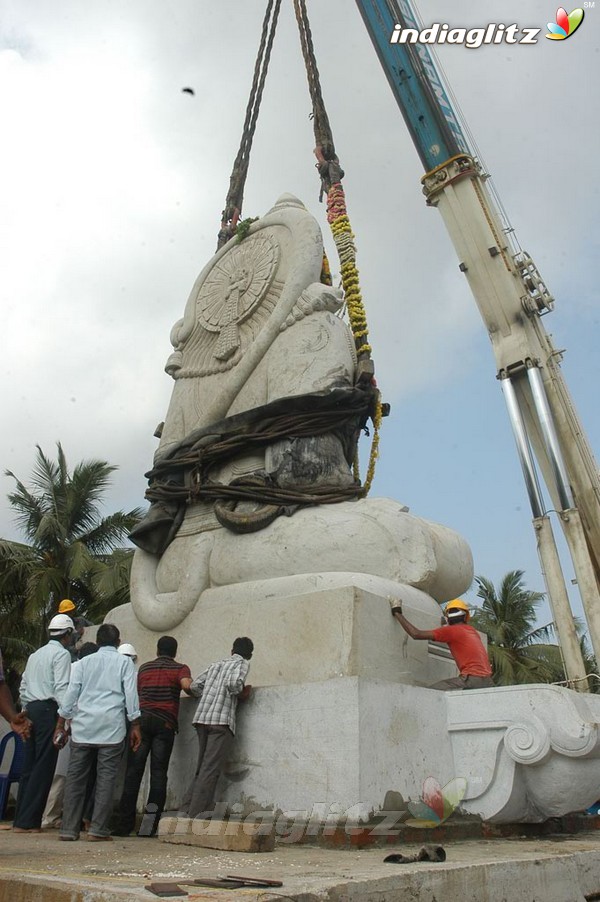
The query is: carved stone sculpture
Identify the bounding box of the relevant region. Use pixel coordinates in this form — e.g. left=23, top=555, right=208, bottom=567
left=127, top=194, right=473, bottom=631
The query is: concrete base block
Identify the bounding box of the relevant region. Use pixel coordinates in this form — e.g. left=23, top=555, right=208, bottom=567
left=158, top=816, right=275, bottom=852
left=165, top=678, right=452, bottom=823
left=110, top=580, right=600, bottom=826
left=108, top=575, right=459, bottom=687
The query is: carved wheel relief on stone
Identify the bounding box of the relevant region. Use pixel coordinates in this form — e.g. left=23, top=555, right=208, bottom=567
left=177, top=233, right=282, bottom=379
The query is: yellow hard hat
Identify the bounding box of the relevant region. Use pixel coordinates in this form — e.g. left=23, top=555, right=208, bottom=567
left=58, top=599, right=76, bottom=614
left=445, top=599, right=470, bottom=622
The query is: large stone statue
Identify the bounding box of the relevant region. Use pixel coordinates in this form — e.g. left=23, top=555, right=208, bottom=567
left=110, top=193, right=600, bottom=829
left=127, top=193, right=472, bottom=633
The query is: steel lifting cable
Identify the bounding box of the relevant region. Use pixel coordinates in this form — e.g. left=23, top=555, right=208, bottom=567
left=217, top=0, right=283, bottom=250
left=292, top=0, right=383, bottom=492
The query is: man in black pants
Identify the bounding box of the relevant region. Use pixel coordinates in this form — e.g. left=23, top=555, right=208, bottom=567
left=13, top=614, right=74, bottom=833
left=113, top=636, right=193, bottom=836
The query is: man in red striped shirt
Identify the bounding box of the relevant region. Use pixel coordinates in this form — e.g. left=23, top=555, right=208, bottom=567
left=113, top=636, right=192, bottom=836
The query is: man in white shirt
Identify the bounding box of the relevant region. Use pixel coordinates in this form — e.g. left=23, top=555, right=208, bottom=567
left=56, top=623, right=141, bottom=841
left=13, top=614, right=74, bottom=833
left=182, top=637, right=253, bottom=819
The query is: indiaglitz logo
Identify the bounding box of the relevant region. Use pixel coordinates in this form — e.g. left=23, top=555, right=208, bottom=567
left=390, top=22, right=541, bottom=47
left=405, top=776, right=467, bottom=828
left=389, top=4, right=589, bottom=48
left=546, top=7, right=585, bottom=39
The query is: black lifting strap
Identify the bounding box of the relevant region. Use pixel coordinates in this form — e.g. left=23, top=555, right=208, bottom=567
left=217, top=0, right=282, bottom=250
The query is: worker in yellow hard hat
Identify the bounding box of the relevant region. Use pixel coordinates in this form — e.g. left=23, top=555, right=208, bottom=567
left=58, top=599, right=76, bottom=615
left=390, top=597, right=493, bottom=690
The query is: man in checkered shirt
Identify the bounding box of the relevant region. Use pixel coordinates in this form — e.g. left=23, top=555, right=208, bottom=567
left=181, top=637, right=253, bottom=818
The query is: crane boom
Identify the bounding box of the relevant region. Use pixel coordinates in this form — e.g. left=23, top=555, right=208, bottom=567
left=355, top=0, right=600, bottom=684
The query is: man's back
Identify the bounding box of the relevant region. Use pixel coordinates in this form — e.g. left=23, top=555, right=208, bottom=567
left=137, top=656, right=191, bottom=730
left=61, top=645, right=139, bottom=744
left=20, top=640, right=71, bottom=707
left=431, top=623, right=492, bottom=677
left=191, top=654, right=249, bottom=732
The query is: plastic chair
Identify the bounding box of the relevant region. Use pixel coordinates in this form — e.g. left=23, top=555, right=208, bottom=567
left=0, top=731, right=26, bottom=820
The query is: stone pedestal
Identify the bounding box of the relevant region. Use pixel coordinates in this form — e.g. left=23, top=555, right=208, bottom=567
left=110, top=577, right=600, bottom=826
left=108, top=573, right=457, bottom=690
left=109, top=576, right=459, bottom=821
left=171, top=678, right=451, bottom=822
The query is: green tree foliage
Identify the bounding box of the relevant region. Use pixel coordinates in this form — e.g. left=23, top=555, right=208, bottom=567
left=0, top=444, right=143, bottom=667
left=471, top=570, right=565, bottom=686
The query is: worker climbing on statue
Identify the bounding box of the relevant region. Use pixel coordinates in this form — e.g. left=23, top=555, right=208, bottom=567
left=391, top=598, right=493, bottom=690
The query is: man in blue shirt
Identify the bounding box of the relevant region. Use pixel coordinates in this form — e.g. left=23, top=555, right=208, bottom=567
left=13, top=614, right=74, bottom=833
left=56, top=623, right=141, bottom=841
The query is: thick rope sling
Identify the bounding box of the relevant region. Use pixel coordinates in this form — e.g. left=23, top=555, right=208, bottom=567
left=292, top=0, right=383, bottom=492
left=217, top=0, right=282, bottom=250
left=130, top=388, right=374, bottom=553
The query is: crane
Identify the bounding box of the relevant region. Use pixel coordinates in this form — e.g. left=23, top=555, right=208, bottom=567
left=354, top=0, right=600, bottom=687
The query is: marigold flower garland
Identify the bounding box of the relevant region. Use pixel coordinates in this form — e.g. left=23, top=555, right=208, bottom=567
left=327, top=180, right=380, bottom=493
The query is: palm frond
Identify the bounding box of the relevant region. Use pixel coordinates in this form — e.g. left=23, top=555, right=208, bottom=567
left=79, top=510, right=143, bottom=555
left=471, top=570, right=565, bottom=686
left=1, top=445, right=137, bottom=657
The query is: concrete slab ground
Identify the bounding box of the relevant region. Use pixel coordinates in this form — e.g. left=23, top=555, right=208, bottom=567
left=0, top=828, right=600, bottom=902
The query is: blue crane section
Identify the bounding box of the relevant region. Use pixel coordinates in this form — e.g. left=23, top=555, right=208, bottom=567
left=355, top=0, right=469, bottom=169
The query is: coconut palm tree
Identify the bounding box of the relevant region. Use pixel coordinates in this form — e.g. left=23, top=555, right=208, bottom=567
left=0, top=444, right=143, bottom=664
left=470, top=570, right=561, bottom=686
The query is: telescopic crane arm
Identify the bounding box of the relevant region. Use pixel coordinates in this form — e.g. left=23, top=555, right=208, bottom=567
left=355, top=0, right=600, bottom=686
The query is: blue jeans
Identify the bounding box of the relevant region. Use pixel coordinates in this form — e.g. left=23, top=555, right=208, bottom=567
left=60, top=741, right=124, bottom=839
left=116, top=714, right=175, bottom=835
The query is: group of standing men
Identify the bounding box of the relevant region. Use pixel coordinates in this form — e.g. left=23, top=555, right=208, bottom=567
left=3, top=600, right=254, bottom=838
left=3, top=591, right=489, bottom=838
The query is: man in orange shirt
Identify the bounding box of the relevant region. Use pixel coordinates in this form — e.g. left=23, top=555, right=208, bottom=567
left=391, top=598, right=493, bottom=690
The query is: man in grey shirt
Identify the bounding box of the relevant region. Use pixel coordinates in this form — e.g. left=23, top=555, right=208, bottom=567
left=13, top=614, right=74, bottom=832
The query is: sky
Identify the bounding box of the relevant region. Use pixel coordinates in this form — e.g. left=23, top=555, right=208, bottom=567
left=1, top=0, right=599, bottom=629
